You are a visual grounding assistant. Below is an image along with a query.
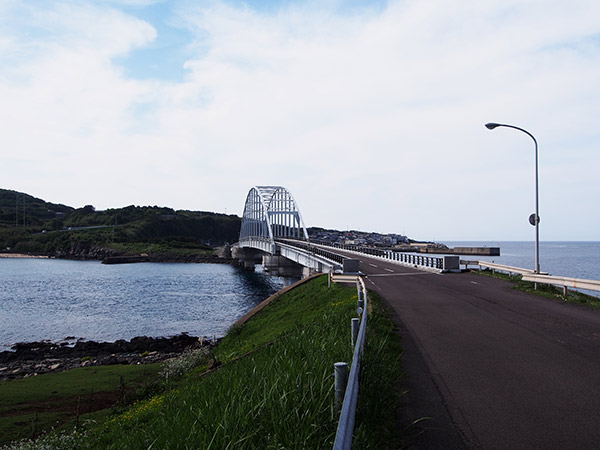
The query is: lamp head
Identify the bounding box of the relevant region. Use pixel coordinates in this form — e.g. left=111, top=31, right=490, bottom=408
left=485, top=122, right=500, bottom=130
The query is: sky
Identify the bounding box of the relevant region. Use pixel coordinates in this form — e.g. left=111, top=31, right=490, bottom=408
left=1, top=0, right=599, bottom=242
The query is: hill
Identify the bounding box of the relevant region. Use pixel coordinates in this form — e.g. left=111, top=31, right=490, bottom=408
left=0, top=189, right=241, bottom=260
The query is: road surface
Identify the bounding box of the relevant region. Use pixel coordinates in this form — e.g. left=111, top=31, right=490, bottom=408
left=337, top=250, right=600, bottom=450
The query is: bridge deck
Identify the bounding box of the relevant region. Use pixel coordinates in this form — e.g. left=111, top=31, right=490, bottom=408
left=332, top=248, right=600, bottom=450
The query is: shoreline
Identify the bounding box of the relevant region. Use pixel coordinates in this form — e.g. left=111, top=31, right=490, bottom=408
left=0, top=333, right=215, bottom=381
left=0, top=274, right=297, bottom=381
left=0, top=253, right=49, bottom=259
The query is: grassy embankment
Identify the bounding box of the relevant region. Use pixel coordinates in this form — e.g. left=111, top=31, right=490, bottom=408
left=474, top=269, right=600, bottom=308
left=0, top=364, right=163, bottom=446
left=2, top=275, right=405, bottom=450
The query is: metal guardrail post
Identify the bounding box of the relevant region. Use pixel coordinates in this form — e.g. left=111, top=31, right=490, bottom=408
left=351, top=318, right=360, bottom=347
left=334, top=362, right=348, bottom=414
left=332, top=276, right=368, bottom=450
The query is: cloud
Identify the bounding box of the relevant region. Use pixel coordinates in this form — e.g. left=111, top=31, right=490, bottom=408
left=1, top=0, right=599, bottom=240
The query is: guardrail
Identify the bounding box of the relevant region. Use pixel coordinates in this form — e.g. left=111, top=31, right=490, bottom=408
left=330, top=274, right=368, bottom=450
left=467, top=261, right=540, bottom=276
left=521, top=273, right=600, bottom=295
left=465, top=260, right=600, bottom=296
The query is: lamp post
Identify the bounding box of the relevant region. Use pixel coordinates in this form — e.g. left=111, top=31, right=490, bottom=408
left=485, top=122, right=540, bottom=274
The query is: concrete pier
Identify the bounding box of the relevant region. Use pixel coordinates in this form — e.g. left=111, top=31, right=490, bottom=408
left=231, top=246, right=263, bottom=271
left=262, top=255, right=303, bottom=278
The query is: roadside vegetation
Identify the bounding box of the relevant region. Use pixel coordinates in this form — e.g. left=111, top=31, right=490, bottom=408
left=0, top=364, right=163, bottom=447
left=474, top=269, right=600, bottom=308
left=1, top=276, right=406, bottom=449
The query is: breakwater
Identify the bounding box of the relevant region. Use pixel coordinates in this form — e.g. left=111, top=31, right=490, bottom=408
left=421, top=246, right=500, bottom=256
left=447, top=241, right=600, bottom=281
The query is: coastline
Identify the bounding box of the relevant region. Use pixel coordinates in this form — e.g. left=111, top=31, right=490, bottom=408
left=0, top=253, right=49, bottom=259
left=0, top=271, right=299, bottom=381
left=0, top=333, right=213, bottom=381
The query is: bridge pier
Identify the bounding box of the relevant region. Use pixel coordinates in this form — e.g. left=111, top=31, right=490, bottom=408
left=302, top=267, right=318, bottom=279
left=262, top=255, right=303, bottom=278
left=231, top=246, right=263, bottom=271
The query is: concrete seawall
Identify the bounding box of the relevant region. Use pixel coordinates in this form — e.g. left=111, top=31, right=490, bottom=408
left=421, top=246, right=500, bottom=256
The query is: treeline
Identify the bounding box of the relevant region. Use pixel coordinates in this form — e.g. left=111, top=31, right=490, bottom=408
left=0, top=189, right=241, bottom=257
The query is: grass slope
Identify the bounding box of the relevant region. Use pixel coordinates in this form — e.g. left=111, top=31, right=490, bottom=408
left=0, top=364, right=163, bottom=446
left=2, top=275, right=406, bottom=450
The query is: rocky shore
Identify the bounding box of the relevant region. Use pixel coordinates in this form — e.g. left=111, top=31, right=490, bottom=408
left=0, top=333, right=214, bottom=381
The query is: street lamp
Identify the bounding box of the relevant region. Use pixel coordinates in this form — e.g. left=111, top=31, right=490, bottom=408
left=485, top=122, right=540, bottom=274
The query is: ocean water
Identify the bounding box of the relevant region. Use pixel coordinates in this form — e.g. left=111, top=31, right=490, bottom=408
left=0, top=259, right=295, bottom=351
left=446, top=241, right=600, bottom=281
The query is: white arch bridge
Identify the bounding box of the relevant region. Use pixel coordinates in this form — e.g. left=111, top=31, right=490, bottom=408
left=233, top=186, right=348, bottom=277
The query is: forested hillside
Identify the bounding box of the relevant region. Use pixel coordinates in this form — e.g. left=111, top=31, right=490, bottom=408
left=0, top=189, right=241, bottom=259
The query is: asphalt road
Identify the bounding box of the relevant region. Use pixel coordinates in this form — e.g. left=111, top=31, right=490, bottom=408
left=336, top=250, right=600, bottom=450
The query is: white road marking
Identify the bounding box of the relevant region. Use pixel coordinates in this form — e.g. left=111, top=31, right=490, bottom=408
left=368, top=263, right=378, bottom=268
left=366, top=278, right=382, bottom=291
left=384, top=268, right=394, bottom=273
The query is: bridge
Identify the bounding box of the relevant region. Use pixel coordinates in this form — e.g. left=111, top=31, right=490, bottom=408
left=233, top=186, right=351, bottom=277
left=233, top=185, right=459, bottom=277
left=232, top=185, right=600, bottom=449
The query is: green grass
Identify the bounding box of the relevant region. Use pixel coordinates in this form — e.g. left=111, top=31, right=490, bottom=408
left=2, top=275, right=406, bottom=449
left=89, top=276, right=357, bottom=449
left=352, top=291, right=405, bottom=449
left=474, top=269, right=600, bottom=308
left=0, top=364, right=163, bottom=446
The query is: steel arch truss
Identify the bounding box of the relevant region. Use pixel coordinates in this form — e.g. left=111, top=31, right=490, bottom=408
left=240, top=186, right=309, bottom=251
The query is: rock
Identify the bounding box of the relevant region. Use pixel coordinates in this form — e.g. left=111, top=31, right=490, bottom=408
left=0, top=333, right=207, bottom=380
left=103, top=356, right=119, bottom=365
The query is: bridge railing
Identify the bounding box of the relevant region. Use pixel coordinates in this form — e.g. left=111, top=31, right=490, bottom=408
left=331, top=274, right=368, bottom=450
left=276, top=239, right=347, bottom=265
left=238, top=237, right=277, bottom=254
left=309, top=240, right=449, bottom=272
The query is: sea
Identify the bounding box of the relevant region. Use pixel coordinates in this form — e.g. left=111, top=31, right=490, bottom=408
left=0, top=259, right=296, bottom=352
left=0, top=241, right=598, bottom=351
left=446, top=241, right=600, bottom=281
